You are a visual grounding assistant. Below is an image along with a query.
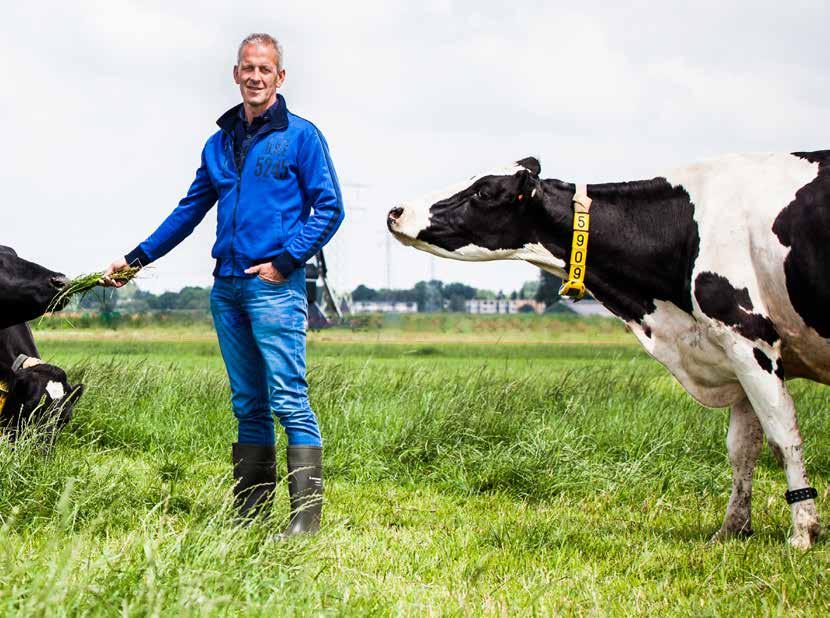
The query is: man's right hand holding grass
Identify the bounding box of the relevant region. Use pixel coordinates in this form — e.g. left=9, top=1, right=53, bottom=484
left=101, top=257, right=132, bottom=288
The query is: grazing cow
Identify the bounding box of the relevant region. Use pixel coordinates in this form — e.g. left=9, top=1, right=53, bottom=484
left=0, top=245, right=81, bottom=438
left=388, top=151, right=829, bottom=548
left=0, top=245, right=69, bottom=329
left=0, top=323, right=84, bottom=440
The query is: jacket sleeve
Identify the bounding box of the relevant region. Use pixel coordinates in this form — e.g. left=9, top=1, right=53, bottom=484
left=125, top=147, right=217, bottom=267
left=271, top=127, right=345, bottom=276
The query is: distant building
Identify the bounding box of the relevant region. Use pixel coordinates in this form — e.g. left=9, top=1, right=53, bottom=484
left=465, top=299, right=544, bottom=314
left=352, top=300, right=418, bottom=313
left=559, top=299, right=614, bottom=318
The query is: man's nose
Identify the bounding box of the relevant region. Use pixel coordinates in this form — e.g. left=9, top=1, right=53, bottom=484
left=387, top=207, right=404, bottom=229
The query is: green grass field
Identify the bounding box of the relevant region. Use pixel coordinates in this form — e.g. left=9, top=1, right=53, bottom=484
left=3, top=318, right=829, bottom=615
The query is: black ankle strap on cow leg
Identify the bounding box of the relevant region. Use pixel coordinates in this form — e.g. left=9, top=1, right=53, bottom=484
left=785, top=487, right=818, bottom=504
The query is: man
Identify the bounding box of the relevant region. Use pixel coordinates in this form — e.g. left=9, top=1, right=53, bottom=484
left=103, top=33, right=344, bottom=535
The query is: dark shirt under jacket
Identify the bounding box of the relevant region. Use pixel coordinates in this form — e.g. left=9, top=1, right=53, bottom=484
left=232, top=102, right=280, bottom=172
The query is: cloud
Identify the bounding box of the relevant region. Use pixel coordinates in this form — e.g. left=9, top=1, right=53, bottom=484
left=0, top=1, right=827, bottom=293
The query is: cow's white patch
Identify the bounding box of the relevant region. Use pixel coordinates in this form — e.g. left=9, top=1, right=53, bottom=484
left=665, top=153, right=817, bottom=322
left=45, top=381, right=65, bottom=400
left=516, top=242, right=567, bottom=277
left=392, top=161, right=533, bottom=241
left=397, top=239, right=567, bottom=278
left=630, top=300, right=744, bottom=407
left=666, top=153, right=830, bottom=382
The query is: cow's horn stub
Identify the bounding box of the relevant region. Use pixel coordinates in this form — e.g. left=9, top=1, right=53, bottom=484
left=12, top=354, right=43, bottom=372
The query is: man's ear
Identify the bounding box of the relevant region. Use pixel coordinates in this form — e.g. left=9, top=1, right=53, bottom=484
left=233, top=64, right=241, bottom=84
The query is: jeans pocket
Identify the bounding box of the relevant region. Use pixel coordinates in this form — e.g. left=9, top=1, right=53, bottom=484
left=257, top=274, right=289, bottom=287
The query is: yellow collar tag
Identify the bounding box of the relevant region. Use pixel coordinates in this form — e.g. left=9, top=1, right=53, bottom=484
left=0, top=380, right=8, bottom=415
left=559, top=185, right=592, bottom=300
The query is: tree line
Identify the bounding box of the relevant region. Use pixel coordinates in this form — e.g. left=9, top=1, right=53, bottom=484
left=69, top=271, right=565, bottom=315
left=353, top=271, right=563, bottom=312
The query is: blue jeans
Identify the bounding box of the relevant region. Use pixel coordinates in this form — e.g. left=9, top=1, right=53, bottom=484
left=210, top=270, right=322, bottom=447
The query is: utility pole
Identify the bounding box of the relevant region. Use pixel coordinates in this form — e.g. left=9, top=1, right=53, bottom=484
left=385, top=233, right=392, bottom=289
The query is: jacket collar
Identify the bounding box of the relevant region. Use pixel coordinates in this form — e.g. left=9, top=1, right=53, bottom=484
left=216, top=94, right=288, bottom=134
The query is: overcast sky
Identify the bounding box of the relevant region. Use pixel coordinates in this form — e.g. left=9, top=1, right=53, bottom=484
left=1, top=1, right=827, bottom=293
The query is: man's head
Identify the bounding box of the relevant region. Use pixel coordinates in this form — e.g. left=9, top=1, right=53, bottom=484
left=233, top=33, right=286, bottom=112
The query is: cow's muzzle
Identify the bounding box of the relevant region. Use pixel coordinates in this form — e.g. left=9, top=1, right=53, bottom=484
left=387, top=207, right=404, bottom=231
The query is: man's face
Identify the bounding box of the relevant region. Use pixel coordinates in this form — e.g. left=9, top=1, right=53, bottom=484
left=233, top=44, right=285, bottom=109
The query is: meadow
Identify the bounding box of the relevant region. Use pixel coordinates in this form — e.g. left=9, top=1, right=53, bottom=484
left=2, top=315, right=829, bottom=616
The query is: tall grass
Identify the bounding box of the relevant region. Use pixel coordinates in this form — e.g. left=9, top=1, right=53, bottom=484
left=0, top=340, right=828, bottom=615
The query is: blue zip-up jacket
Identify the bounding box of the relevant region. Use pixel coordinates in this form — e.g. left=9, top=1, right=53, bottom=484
left=125, top=95, right=344, bottom=278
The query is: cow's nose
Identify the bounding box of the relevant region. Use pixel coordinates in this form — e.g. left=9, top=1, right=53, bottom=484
left=50, top=275, right=68, bottom=290
left=387, top=207, right=404, bottom=229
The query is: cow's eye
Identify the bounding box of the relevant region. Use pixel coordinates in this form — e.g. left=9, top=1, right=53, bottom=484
left=474, top=190, right=488, bottom=201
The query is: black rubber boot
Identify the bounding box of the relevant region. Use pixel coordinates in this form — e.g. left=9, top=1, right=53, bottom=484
left=279, top=445, right=323, bottom=537
left=232, top=443, right=277, bottom=520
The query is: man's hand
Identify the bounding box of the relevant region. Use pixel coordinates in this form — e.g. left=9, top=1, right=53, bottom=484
left=245, top=262, right=286, bottom=283
left=101, top=257, right=130, bottom=288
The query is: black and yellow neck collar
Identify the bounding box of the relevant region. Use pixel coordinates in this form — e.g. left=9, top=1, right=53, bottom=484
left=559, top=185, right=593, bottom=300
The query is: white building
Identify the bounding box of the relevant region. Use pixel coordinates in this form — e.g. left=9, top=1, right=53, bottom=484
left=464, top=299, right=544, bottom=314
left=352, top=300, right=418, bottom=313
left=559, top=299, right=614, bottom=317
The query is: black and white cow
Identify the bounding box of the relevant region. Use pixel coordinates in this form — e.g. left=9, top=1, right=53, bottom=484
left=0, top=323, right=84, bottom=441
left=388, top=151, right=829, bottom=549
left=0, top=246, right=82, bottom=439
left=0, top=245, right=69, bottom=329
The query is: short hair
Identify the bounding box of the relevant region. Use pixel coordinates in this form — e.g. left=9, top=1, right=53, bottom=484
left=237, top=33, right=284, bottom=70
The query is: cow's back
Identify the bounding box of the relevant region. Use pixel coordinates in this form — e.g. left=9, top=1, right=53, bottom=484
left=666, top=151, right=830, bottom=384
left=770, top=151, right=830, bottom=336
left=768, top=151, right=830, bottom=381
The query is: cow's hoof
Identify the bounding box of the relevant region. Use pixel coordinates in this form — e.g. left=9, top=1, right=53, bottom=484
left=711, top=526, right=753, bottom=543
left=789, top=523, right=822, bottom=550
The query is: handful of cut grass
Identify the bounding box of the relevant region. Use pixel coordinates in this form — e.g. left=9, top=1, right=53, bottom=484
left=46, top=267, right=141, bottom=314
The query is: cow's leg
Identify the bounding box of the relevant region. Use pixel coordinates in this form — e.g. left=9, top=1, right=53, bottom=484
left=714, top=396, right=763, bottom=540
left=731, top=347, right=821, bottom=549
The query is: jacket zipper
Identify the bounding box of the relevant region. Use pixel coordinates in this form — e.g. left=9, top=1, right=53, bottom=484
left=224, top=126, right=281, bottom=274
left=225, top=136, right=241, bottom=273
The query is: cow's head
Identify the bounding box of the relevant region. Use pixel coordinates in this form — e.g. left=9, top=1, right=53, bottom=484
left=387, top=158, right=568, bottom=274
left=0, top=245, right=70, bottom=327
left=0, top=356, right=85, bottom=441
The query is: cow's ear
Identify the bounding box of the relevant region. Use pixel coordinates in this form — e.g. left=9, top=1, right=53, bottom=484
left=516, top=169, right=543, bottom=205
left=516, top=157, right=541, bottom=177
left=65, top=384, right=85, bottom=405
